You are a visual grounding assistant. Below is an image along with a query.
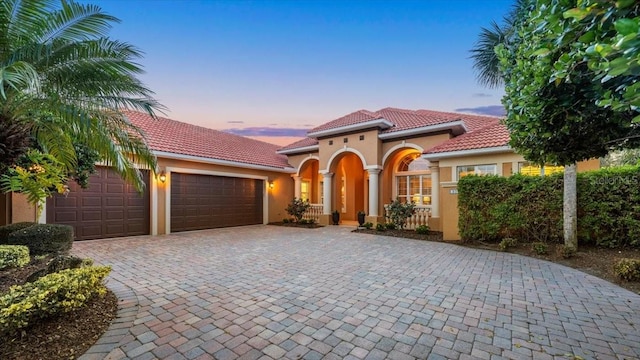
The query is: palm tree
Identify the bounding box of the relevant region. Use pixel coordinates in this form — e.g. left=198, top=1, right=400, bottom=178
left=0, top=0, right=164, bottom=194
left=469, top=0, right=531, bottom=88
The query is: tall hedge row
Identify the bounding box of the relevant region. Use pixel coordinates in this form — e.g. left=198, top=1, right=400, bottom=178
left=458, top=166, right=640, bottom=248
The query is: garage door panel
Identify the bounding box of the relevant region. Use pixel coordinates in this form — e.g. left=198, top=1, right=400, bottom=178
left=171, top=173, right=263, bottom=232
left=47, top=167, right=150, bottom=240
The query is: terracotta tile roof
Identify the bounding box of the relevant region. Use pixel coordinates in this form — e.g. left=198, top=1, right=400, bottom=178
left=424, top=120, right=510, bottom=154
left=308, top=110, right=380, bottom=133
left=123, top=111, right=292, bottom=169
left=281, top=107, right=502, bottom=152
left=278, top=137, right=319, bottom=152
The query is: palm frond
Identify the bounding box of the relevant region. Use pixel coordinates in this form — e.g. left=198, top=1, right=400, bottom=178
left=470, top=21, right=507, bottom=88
left=37, top=1, right=119, bottom=44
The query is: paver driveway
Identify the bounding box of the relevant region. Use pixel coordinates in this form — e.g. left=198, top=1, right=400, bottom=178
left=74, top=225, right=640, bottom=360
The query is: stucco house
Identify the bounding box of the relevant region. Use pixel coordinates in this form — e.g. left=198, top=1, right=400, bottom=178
left=0, top=107, right=598, bottom=241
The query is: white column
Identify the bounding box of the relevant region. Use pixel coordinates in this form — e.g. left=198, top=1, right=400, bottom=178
left=322, top=172, right=333, bottom=214
left=292, top=175, right=301, bottom=199
left=430, top=164, right=440, bottom=218
left=367, top=169, right=380, bottom=216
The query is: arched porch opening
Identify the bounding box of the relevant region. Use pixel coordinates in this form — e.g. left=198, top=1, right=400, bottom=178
left=329, top=152, right=365, bottom=222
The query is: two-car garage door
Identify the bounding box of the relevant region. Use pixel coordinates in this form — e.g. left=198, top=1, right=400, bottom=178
left=170, top=173, right=264, bottom=232
left=47, top=168, right=264, bottom=240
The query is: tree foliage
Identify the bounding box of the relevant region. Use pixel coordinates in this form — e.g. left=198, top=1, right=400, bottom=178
left=0, top=0, right=164, bottom=205
left=496, top=0, right=640, bottom=166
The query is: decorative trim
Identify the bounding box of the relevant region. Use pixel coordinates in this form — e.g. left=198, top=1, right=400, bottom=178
left=324, top=147, right=368, bottom=172
left=381, top=142, right=424, bottom=167
left=276, top=144, right=319, bottom=155
left=154, top=151, right=296, bottom=173
left=422, top=146, right=512, bottom=161
left=378, top=121, right=467, bottom=140
left=296, top=155, right=320, bottom=176
left=307, top=118, right=394, bottom=138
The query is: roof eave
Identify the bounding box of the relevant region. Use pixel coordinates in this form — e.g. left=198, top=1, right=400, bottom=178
left=276, top=144, right=320, bottom=155
left=154, top=151, right=296, bottom=173
left=378, top=120, right=467, bottom=140
left=422, top=145, right=512, bottom=161
left=307, top=118, right=393, bottom=138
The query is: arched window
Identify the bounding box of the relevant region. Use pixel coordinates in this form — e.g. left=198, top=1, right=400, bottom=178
left=395, top=154, right=432, bottom=205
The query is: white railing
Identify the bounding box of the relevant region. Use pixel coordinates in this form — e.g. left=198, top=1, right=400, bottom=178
left=384, top=204, right=431, bottom=230
left=303, top=203, right=323, bottom=223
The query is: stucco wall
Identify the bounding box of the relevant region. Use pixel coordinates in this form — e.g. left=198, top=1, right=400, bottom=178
left=318, top=129, right=380, bottom=171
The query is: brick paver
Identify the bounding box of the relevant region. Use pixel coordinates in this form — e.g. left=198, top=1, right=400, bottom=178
left=75, top=225, right=640, bottom=359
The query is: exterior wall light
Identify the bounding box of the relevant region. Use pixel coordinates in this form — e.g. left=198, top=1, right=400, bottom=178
left=269, top=181, right=274, bottom=190
left=159, top=171, right=167, bottom=183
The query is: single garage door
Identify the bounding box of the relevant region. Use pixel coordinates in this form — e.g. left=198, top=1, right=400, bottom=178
left=171, top=173, right=263, bottom=232
left=47, top=167, right=150, bottom=240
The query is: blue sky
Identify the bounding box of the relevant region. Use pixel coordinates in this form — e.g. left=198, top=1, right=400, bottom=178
left=93, top=0, right=513, bottom=145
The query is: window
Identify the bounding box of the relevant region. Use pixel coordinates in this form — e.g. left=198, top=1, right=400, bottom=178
left=301, top=181, right=310, bottom=202
left=395, top=155, right=432, bottom=205
left=319, top=181, right=324, bottom=204
left=518, top=162, right=564, bottom=176
left=457, top=164, right=497, bottom=179
left=340, top=176, right=346, bottom=212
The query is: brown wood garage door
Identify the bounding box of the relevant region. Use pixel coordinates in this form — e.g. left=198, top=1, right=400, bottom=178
left=171, top=173, right=263, bottom=232
left=46, top=167, right=150, bottom=240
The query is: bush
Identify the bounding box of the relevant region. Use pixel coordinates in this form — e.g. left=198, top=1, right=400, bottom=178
left=307, top=219, right=316, bottom=225
left=613, top=258, right=640, bottom=281
left=498, top=237, right=517, bottom=252
left=385, top=222, right=397, bottom=230
left=299, top=219, right=309, bottom=225
left=26, top=255, right=89, bottom=283
left=282, top=218, right=290, bottom=223
left=532, top=242, right=548, bottom=255
left=363, top=222, right=373, bottom=230
left=458, top=166, right=640, bottom=248
left=375, top=223, right=386, bottom=232
left=285, top=198, right=311, bottom=223
left=385, top=198, right=416, bottom=229
left=6, top=224, right=73, bottom=256
left=0, top=265, right=111, bottom=335
left=0, top=222, right=36, bottom=243
left=415, top=225, right=430, bottom=235
left=0, top=245, right=30, bottom=270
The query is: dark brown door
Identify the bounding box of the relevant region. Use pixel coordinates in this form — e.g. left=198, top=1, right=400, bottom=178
left=171, top=173, right=263, bottom=232
left=47, top=167, right=150, bottom=240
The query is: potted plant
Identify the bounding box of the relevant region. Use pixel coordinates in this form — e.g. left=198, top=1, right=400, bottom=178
left=357, top=211, right=366, bottom=226
left=332, top=210, right=340, bottom=225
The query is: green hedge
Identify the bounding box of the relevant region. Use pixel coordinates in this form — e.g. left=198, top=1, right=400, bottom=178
left=0, top=245, right=30, bottom=270
left=6, top=224, right=73, bottom=256
left=0, top=222, right=36, bottom=243
left=0, top=265, right=111, bottom=335
left=458, top=166, right=640, bottom=247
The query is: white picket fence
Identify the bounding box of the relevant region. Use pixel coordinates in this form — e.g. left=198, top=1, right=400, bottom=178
left=384, top=204, right=431, bottom=229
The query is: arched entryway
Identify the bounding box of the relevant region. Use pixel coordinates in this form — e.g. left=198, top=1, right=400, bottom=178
left=328, top=151, right=366, bottom=222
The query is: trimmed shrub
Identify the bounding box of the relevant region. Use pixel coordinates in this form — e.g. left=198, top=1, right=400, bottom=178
left=613, top=258, right=640, bottom=281
left=363, top=222, right=373, bottom=230
left=415, top=225, right=430, bottom=235
left=7, top=224, right=73, bottom=256
left=458, top=166, right=640, bottom=248
left=532, top=242, right=548, bottom=255
left=385, top=222, right=397, bottom=230
left=498, top=238, right=518, bottom=252
left=25, top=255, right=89, bottom=283
left=0, top=222, right=36, bottom=243
left=0, top=245, right=30, bottom=270
left=0, top=265, right=111, bottom=335
left=375, top=223, right=386, bottom=232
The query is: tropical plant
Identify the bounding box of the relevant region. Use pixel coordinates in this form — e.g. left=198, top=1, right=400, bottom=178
left=285, top=198, right=310, bottom=223
left=0, top=0, right=164, bottom=205
left=385, top=198, right=415, bottom=230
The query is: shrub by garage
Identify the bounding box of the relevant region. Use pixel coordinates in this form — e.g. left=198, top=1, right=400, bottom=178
left=0, top=222, right=36, bottom=243
left=0, top=265, right=111, bottom=335
left=0, top=245, right=30, bottom=270
left=7, top=224, right=73, bottom=256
